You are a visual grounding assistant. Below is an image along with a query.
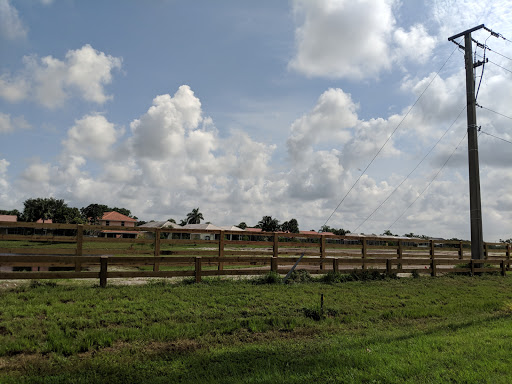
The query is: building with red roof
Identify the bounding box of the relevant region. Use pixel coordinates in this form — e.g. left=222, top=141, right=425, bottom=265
left=99, top=211, right=138, bottom=238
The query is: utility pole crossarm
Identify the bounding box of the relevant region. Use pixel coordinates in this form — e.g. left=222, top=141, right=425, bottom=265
left=448, top=24, right=485, bottom=42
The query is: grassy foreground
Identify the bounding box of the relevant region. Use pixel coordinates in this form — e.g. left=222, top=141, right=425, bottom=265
left=1, top=275, right=512, bottom=383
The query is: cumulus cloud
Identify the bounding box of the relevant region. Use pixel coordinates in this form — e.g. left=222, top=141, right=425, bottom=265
left=289, top=0, right=397, bottom=79
left=289, top=0, right=440, bottom=79
left=287, top=88, right=357, bottom=160
left=0, top=0, right=27, bottom=40
left=130, top=86, right=202, bottom=159
left=0, top=74, right=29, bottom=102
left=394, top=24, right=437, bottom=64
left=0, top=45, right=122, bottom=108
left=0, top=113, right=31, bottom=133
left=63, top=114, right=123, bottom=159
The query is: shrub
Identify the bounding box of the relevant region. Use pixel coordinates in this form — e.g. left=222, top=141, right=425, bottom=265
left=285, top=269, right=312, bottom=284
left=252, top=271, right=282, bottom=285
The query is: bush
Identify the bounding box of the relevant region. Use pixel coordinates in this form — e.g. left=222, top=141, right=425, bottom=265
left=349, top=269, right=386, bottom=281
left=285, top=269, right=312, bottom=284
left=252, top=271, right=282, bottom=285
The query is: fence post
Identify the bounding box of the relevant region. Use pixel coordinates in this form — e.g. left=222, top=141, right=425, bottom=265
left=195, top=257, right=202, bottom=283
left=320, top=235, right=326, bottom=270
left=430, top=240, right=435, bottom=260
left=153, top=229, right=161, bottom=272
left=484, top=243, right=489, bottom=260
left=459, top=241, right=463, bottom=259
left=398, top=240, right=403, bottom=270
left=501, top=260, right=506, bottom=277
left=76, top=224, right=84, bottom=257
left=507, top=244, right=511, bottom=269
left=431, top=259, right=437, bottom=277
left=75, top=224, right=84, bottom=272
left=218, top=231, right=225, bottom=271
left=271, top=257, right=278, bottom=273
left=361, top=239, right=367, bottom=270
left=386, top=259, right=392, bottom=275
left=100, top=256, right=108, bottom=288
left=332, top=258, right=339, bottom=273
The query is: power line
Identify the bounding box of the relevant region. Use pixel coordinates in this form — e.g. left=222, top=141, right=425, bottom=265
left=387, top=131, right=468, bottom=231
left=353, top=105, right=466, bottom=233
left=475, top=52, right=512, bottom=74
left=488, top=48, right=512, bottom=62
left=480, top=130, right=512, bottom=144
left=320, top=45, right=459, bottom=230
left=476, top=104, right=512, bottom=120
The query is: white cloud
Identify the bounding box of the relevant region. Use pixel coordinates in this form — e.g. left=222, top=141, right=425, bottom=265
left=21, top=162, right=50, bottom=184
left=0, top=113, right=31, bottom=133
left=65, top=45, right=123, bottom=104
left=63, top=114, right=122, bottom=159
left=0, top=45, right=122, bottom=108
left=0, top=74, right=29, bottom=102
left=287, top=88, right=357, bottom=160
left=0, top=158, right=10, bottom=203
left=394, top=24, right=437, bottom=64
left=0, top=0, right=27, bottom=40
left=130, top=85, right=202, bottom=159
left=289, top=0, right=397, bottom=79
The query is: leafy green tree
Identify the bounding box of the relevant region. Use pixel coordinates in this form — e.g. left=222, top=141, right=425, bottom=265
left=320, top=225, right=350, bottom=235
left=237, top=222, right=247, bottom=230
left=185, top=208, right=204, bottom=225
left=80, top=204, right=109, bottom=225
left=63, top=207, right=85, bottom=224
left=281, top=218, right=299, bottom=233
left=382, top=230, right=396, bottom=236
left=22, top=198, right=71, bottom=223
left=257, top=216, right=280, bottom=232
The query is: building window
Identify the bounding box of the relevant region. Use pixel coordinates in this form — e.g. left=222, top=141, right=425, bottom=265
left=121, top=221, right=125, bottom=227
left=106, top=221, right=110, bottom=226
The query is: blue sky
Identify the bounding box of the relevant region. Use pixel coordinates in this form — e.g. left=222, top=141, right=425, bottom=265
left=1, top=0, right=511, bottom=240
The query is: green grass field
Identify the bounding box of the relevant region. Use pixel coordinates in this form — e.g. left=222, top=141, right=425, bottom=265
left=1, top=274, right=512, bottom=383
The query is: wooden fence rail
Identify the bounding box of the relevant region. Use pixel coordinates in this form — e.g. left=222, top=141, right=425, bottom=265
left=0, top=255, right=508, bottom=287
left=0, top=221, right=510, bottom=286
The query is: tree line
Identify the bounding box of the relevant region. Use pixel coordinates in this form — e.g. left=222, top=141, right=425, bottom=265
left=3, top=198, right=505, bottom=242
left=0, top=198, right=136, bottom=225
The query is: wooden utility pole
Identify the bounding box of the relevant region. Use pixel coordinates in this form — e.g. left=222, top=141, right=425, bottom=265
left=448, top=25, right=485, bottom=260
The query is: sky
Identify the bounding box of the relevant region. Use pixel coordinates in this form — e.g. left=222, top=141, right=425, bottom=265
left=0, top=0, right=511, bottom=241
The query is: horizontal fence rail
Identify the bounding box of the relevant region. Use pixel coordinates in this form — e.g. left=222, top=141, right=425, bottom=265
left=0, top=221, right=510, bottom=286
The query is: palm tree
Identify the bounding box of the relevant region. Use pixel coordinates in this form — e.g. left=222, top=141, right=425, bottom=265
left=185, top=208, right=204, bottom=225
left=257, top=216, right=280, bottom=232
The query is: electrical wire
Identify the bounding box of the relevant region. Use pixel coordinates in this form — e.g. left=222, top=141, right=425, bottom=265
left=475, top=35, right=491, bottom=101
left=476, top=104, right=512, bottom=120
left=353, top=105, right=466, bottom=233
left=386, top=132, right=468, bottom=231
left=475, top=52, right=512, bottom=74
left=320, top=45, right=460, bottom=230
left=480, top=130, right=512, bottom=144
left=488, top=48, right=512, bottom=62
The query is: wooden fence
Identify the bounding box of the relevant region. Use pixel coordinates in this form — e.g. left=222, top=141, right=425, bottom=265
left=0, top=221, right=510, bottom=286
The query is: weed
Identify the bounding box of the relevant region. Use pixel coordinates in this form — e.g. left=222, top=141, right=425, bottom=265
left=285, top=269, right=312, bottom=284
left=411, top=269, right=420, bottom=279
left=251, top=271, right=282, bottom=284
left=29, top=280, right=57, bottom=288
